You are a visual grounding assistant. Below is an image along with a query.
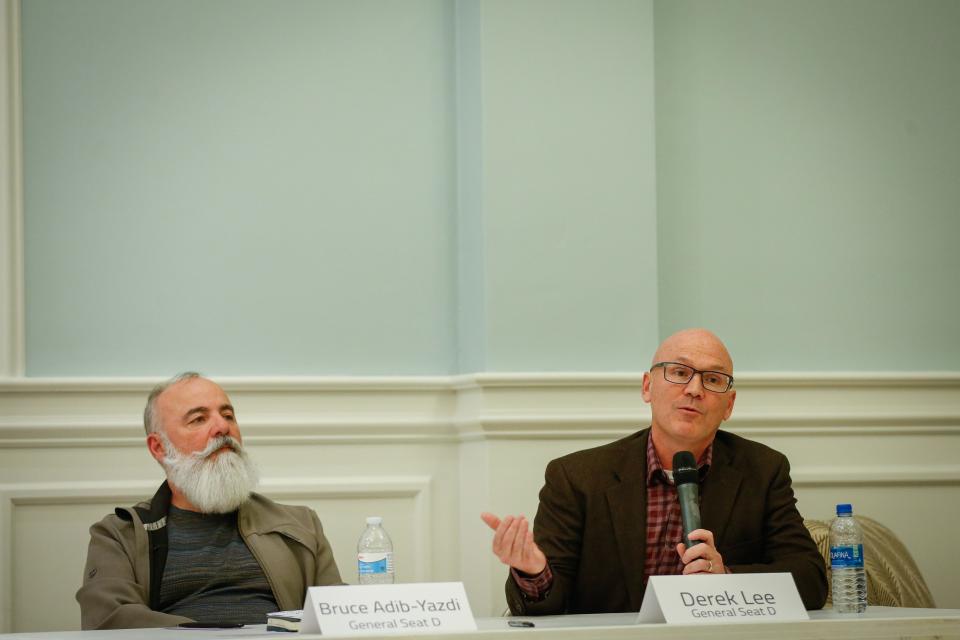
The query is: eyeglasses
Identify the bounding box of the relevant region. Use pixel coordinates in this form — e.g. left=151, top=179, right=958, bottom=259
left=651, top=362, right=734, bottom=393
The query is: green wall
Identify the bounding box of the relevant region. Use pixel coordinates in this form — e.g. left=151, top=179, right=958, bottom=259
left=23, top=0, right=458, bottom=375
left=656, top=0, right=960, bottom=370
left=20, top=0, right=960, bottom=375
left=459, top=0, right=659, bottom=371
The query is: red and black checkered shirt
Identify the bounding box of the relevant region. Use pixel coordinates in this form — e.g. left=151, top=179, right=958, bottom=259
left=644, top=435, right=712, bottom=582
left=513, top=435, right=712, bottom=600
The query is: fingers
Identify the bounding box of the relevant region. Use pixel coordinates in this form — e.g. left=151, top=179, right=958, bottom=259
left=523, top=529, right=538, bottom=564
left=500, top=516, right=529, bottom=563
left=486, top=514, right=522, bottom=561
left=481, top=512, right=528, bottom=560
left=681, top=556, right=715, bottom=575
left=516, top=524, right=547, bottom=574
left=492, top=515, right=514, bottom=558
left=677, top=529, right=723, bottom=574
left=482, top=513, right=547, bottom=574
left=480, top=512, right=501, bottom=531
left=687, top=528, right=715, bottom=548
left=680, top=529, right=714, bottom=563
left=509, top=517, right=528, bottom=560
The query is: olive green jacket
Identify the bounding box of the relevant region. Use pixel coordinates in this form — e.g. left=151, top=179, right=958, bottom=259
left=77, top=482, right=342, bottom=630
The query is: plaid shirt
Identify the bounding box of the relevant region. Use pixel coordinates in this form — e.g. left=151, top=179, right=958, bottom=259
left=644, top=435, right=712, bottom=582
left=513, top=434, right=712, bottom=600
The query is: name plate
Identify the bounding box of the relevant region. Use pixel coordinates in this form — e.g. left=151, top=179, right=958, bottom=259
left=300, top=582, right=477, bottom=636
left=637, top=573, right=809, bottom=624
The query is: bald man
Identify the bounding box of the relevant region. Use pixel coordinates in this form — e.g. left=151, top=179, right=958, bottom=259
left=482, top=329, right=827, bottom=615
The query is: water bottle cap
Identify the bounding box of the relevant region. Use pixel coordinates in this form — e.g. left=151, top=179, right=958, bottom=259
left=366, top=516, right=383, bottom=525
left=836, top=503, right=853, bottom=515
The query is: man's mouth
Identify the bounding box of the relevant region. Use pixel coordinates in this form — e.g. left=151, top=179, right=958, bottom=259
left=200, top=437, right=240, bottom=459
left=677, top=406, right=702, bottom=415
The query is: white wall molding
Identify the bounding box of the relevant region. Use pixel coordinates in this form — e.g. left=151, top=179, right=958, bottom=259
left=791, top=467, right=960, bottom=486
left=0, top=0, right=25, bottom=378
left=2, top=373, right=959, bottom=446
left=0, top=418, right=462, bottom=448
left=0, top=476, right=432, bottom=504
left=0, top=376, right=460, bottom=447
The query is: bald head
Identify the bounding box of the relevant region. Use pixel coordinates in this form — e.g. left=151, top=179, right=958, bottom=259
left=643, top=328, right=737, bottom=463
left=652, top=329, right=733, bottom=375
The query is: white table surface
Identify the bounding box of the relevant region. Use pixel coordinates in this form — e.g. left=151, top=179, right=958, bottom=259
left=3, top=607, right=959, bottom=640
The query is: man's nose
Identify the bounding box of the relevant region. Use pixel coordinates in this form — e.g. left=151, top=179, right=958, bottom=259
left=684, top=373, right=706, bottom=397
left=209, top=414, right=231, bottom=438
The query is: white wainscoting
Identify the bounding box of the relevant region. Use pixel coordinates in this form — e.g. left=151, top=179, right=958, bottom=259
left=1, top=373, right=959, bottom=631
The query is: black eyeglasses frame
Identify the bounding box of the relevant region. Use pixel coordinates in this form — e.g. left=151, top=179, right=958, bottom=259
left=650, top=361, right=735, bottom=393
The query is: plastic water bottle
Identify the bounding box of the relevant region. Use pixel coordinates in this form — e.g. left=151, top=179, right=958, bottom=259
left=357, top=516, right=394, bottom=584
left=829, top=503, right=866, bottom=613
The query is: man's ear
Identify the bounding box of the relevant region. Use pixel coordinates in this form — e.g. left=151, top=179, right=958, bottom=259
left=146, top=432, right=166, bottom=463
left=642, top=371, right=652, bottom=403
left=722, top=389, right=737, bottom=421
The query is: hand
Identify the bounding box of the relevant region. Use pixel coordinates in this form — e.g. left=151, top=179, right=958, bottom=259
left=480, top=512, right=548, bottom=575
left=676, top=528, right=725, bottom=575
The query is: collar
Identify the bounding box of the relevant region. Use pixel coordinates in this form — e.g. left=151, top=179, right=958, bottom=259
left=646, top=433, right=713, bottom=486
left=116, top=480, right=174, bottom=527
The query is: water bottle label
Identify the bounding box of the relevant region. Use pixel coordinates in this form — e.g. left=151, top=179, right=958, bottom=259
left=358, top=552, right=394, bottom=575
left=830, top=544, right=864, bottom=568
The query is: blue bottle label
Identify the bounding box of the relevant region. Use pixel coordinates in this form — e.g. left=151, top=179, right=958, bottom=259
left=830, top=544, right=864, bottom=569
left=358, top=552, right=393, bottom=574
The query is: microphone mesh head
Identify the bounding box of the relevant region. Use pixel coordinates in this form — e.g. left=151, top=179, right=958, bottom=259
left=672, top=450, right=698, bottom=485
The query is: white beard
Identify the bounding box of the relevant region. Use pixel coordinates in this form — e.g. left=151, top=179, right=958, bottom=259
left=160, top=433, right=259, bottom=514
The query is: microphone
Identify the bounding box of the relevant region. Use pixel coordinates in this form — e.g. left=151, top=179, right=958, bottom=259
left=673, top=451, right=702, bottom=548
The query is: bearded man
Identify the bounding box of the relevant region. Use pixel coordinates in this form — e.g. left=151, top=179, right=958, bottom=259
left=76, top=373, right=342, bottom=630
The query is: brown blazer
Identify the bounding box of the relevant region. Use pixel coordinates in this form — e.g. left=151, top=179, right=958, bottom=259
left=506, top=428, right=827, bottom=615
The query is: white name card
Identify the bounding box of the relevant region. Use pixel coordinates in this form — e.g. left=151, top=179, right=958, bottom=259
left=638, top=573, right=809, bottom=624
left=300, top=582, right=477, bottom=636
